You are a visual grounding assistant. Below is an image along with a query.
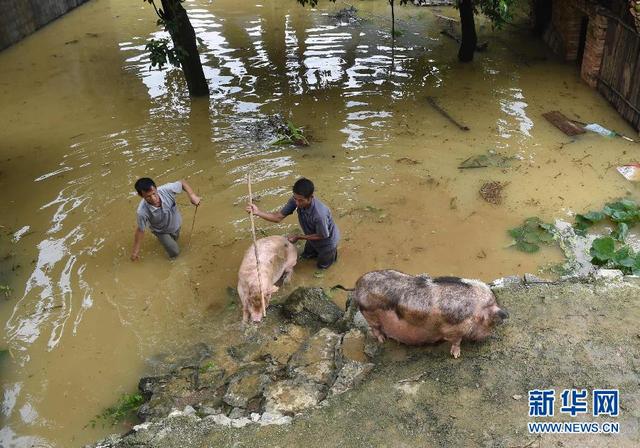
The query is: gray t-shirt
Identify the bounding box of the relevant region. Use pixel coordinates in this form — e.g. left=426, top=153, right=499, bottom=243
left=280, top=197, right=340, bottom=249
left=136, top=181, right=183, bottom=234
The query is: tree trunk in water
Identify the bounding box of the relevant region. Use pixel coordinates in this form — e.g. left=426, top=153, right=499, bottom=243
left=390, top=0, right=395, bottom=41
left=458, top=0, right=477, bottom=62
left=161, top=0, right=209, bottom=97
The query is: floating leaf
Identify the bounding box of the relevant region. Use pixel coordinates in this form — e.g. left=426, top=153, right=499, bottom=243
left=508, top=217, right=555, bottom=253
left=603, top=200, right=640, bottom=223
left=515, top=241, right=539, bottom=253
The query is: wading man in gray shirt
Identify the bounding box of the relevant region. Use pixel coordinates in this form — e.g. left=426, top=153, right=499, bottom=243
left=130, top=177, right=201, bottom=261
left=246, top=178, right=340, bottom=269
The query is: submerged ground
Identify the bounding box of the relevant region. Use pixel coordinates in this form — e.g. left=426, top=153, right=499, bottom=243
left=1, top=0, right=640, bottom=446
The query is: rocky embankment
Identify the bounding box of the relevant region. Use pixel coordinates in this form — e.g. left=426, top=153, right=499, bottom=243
left=91, top=272, right=640, bottom=448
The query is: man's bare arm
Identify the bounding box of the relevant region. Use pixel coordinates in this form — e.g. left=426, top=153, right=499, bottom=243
left=246, top=204, right=286, bottom=223
left=131, top=228, right=144, bottom=261
left=180, top=180, right=201, bottom=206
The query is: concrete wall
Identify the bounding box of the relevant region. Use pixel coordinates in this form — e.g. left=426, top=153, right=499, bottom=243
left=0, top=0, right=92, bottom=51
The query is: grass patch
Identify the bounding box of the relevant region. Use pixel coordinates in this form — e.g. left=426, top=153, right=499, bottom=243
left=88, top=393, right=144, bottom=428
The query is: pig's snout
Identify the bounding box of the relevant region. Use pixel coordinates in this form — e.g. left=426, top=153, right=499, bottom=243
left=496, top=308, right=509, bottom=322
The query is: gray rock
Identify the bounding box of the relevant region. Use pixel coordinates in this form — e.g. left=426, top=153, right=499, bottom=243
left=623, top=275, right=640, bottom=284
left=228, top=407, right=246, bottom=419
left=523, top=273, right=553, bottom=284
left=329, top=360, right=374, bottom=396
left=222, top=364, right=270, bottom=408
left=263, top=379, right=325, bottom=415
left=363, top=333, right=382, bottom=359
left=489, top=276, right=522, bottom=289
left=340, top=329, right=369, bottom=363
left=351, top=311, right=369, bottom=331
left=593, top=269, right=623, bottom=282
left=147, top=343, right=213, bottom=374
left=287, top=328, right=341, bottom=386
left=137, top=369, right=197, bottom=421
left=282, top=287, right=344, bottom=326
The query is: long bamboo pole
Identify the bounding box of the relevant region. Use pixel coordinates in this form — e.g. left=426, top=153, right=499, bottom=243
left=247, top=174, right=266, bottom=318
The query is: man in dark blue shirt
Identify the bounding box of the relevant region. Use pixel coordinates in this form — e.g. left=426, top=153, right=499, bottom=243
left=246, top=178, right=340, bottom=269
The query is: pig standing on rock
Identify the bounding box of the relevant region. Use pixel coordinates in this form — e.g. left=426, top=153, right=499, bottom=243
left=237, top=235, right=298, bottom=323
left=352, top=270, right=508, bottom=358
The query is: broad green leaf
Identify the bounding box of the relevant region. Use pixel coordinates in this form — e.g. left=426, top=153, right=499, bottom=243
left=590, top=237, right=616, bottom=263
left=612, top=222, right=629, bottom=242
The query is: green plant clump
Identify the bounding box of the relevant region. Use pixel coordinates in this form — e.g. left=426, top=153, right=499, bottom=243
left=508, top=217, right=555, bottom=253
left=271, top=121, right=309, bottom=146
left=589, top=236, right=640, bottom=275
left=574, top=199, right=640, bottom=237
left=89, top=393, right=145, bottom=428
left=0, top=285, right=11, bottom=298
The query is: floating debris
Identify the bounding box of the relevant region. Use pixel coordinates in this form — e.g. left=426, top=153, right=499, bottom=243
left=479, top=181, right=507, bottom=205
left=459, top=150, right=517, bottom=169
left=617, top=164, right=640, bottom=181
left=413, top=0, right=455, bottom=6
left=396, top=157, right=421, bottom=165
left=331, top=6, right=360, bottom=25
left=270, top=121, right=309, bottom=147
left=542, top=111, right=585, bottom=136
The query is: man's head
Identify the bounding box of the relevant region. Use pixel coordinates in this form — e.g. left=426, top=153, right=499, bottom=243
left=292, top=178, right=314, bottom=209
left=135, top=178, right=160, bottom=207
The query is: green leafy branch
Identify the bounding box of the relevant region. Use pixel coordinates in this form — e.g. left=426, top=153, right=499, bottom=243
left=271, top=121, right=310, bottom=146
left=142, top=0, right=188, bottom=69
left=146, top=38, right=188, bottom=69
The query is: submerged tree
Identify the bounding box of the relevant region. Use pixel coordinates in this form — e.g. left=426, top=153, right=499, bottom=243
left=457, top=0, right=516, bottom=62
left=143, top=0, right=209, bottom=97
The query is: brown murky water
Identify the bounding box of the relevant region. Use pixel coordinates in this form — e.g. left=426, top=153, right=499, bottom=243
left=0, top=0, right=638, bottom=446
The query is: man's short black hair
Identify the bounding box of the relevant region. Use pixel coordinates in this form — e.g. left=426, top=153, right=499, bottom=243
left=135, top=178, right=156, bottom=195
left=293, top=178, right=314, bottom=198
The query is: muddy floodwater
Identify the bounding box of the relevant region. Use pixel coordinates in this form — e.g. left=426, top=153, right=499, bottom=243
left=0, top=0, right=638, bottom=446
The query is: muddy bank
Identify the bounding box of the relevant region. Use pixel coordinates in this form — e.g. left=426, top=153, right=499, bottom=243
left=90, top=274, right=640, bottom=448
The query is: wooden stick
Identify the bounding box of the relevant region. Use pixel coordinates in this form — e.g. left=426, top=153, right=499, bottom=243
left=247, top=174, right=266, bottom=318
left=187, top=203, right=199, bottom=249
left=426, top=96, right=470, bottom=131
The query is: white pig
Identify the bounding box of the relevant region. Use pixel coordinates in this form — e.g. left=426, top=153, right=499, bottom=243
left=237, top=236, right=297, bottom=323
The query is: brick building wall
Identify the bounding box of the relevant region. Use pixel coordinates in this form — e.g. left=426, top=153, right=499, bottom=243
left=541, top=0, right=609, bottom=87
left=0, top=0, right=92, bottom=51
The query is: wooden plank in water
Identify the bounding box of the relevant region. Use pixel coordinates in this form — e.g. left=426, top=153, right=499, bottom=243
left=542, top=111, right=585, bottom=136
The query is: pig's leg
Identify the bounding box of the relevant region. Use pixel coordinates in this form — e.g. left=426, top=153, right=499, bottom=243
left=448, top=339, right=462, bottom=358
left=282, top=268, right=293, bottom=284
left=361, top=310, right=386, bottom=343
left=371, top=326, right=386, bottom=343
left=242, top=307, right=250, bottom=324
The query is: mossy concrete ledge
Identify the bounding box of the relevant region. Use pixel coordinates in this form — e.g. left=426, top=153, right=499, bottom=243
left=89, top=276, right=640, bottom=448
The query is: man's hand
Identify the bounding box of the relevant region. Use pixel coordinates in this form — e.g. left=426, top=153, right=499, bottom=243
left=130, top=251, right=140, bottom=262
left=246, top=203, right=260, bottom=215
left=190, top=194, right=201, bottom=206
left=287, top=235, right=301, bottom=243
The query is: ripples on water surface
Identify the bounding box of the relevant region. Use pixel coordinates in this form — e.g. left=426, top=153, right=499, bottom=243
left=0, top=0, right=638, bottom=446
